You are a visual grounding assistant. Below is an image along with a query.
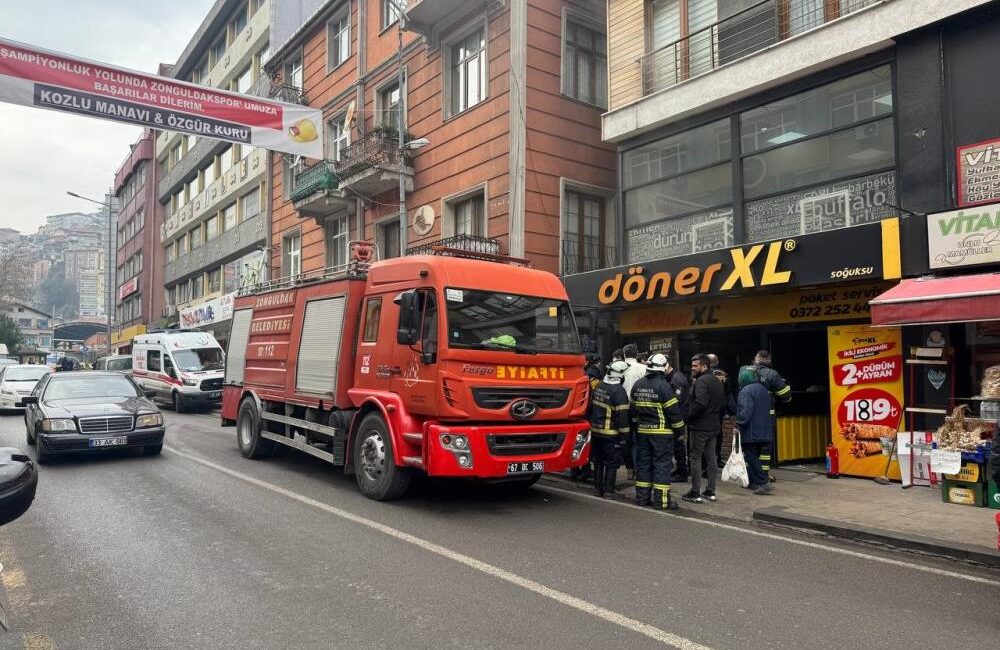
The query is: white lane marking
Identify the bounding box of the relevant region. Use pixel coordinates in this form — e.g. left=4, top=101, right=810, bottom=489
left=164, top=446, right=713, bottom=650
left=541, top=485, right=1000, bottom=588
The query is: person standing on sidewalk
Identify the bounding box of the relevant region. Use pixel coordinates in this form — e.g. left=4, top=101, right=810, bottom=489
left=588, top=360, right=631, bottom=498
left=621, top=344, right=647, bottom=480
left=682, top=354, right=724, bottom=504
left=752, top=350, right=792, bottom=481
left=665, top=360, right=691, bottom=482
left=736, top=366, right=774, bottom=494
left=630, top=354, right=687, bottom=510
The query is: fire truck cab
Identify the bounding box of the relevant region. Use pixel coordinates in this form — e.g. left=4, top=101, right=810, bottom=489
left=221, top=246, right=591, bottom=500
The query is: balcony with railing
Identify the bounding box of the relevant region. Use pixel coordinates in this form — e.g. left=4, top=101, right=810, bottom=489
left=641, top=0, right=883, bottom=97
left=406, top=234, right=503, bottom=257
left=560, top=240, right=617, bottom=277
left=291, top=161, right=352, bottom=219
left=333, top=130, right=415, bottom=198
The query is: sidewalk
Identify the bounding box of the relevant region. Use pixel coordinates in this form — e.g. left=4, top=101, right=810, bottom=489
left=548, top=466, right=1000, bottom=567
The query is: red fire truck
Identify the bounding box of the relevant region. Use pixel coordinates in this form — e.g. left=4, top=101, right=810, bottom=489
left=220, top=244, right=591, bottom=500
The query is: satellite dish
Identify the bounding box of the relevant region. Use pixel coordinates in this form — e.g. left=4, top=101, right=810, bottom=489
left=412, top=205, right=435, bottom=236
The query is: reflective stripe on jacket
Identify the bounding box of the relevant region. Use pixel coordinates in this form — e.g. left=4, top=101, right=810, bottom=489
left=629, top=374, right=686, bottom=435
left=589, top=380, right=630, bottom=436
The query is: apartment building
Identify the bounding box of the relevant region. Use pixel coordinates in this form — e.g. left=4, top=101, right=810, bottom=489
left=563, top=0, right=1000, bottom=467
left=265, top=0, right=616, bottom=279
left=63, top=248, right=105, bottom=318
left=157, top=0, right=271, bottom=347
left=111, top=130, right=163, bottom=353
left=0, top=303, right=53, bottom=353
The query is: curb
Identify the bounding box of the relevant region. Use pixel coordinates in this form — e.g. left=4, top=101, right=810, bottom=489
left=753, top=506, right=1000, bottom=568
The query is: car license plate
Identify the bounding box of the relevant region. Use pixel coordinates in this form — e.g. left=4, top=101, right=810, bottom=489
left=210, top=391, right=222, bottom=398
left=506, top=461, right=544, bottom=475
left=89, top=436, right=127, bottom=447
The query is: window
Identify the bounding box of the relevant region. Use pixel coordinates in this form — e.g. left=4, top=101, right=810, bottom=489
left=186, top=177, right=199, bottom=202
left=283, top=231, right=302, bottom=276
left=177, top=280, right=190, bottom=304
left=251, top=0, right=266, bottom=15
left=448, top=27, right=487, bottom=116
left=147, top=350, right=161, bottom=372
left=562, top=17, right=607, bottom=108
left=223, top=202, right=238, bottom=231
left=382, top=0, right=401, bottom=29
left=190, top=224, right=203, bottom=250
left=167, top=286, right=176, bottom=307
left=379, top=221, right=400, bottom=259
left=282, top=157, right=293, bottom=199
left=178, top=233, right=188, bottom=255
left=191, top=274, right=204, bottom=299
left=135, top=209, right=144, bottom=233
left=451, top=194, right=485, bottom=237
left=230, top=1, right=249, bottom=43
left=203, top=159, right=216, bottom=187
left=327, top=217, right=349, bottom=268
left=328, top=115, right=351, bottom=161
left=210, top=35, right=226, bottom=67
left=362, top=298, right=382, bottom=342
left=206, top=215, right=219, bottom=241
left=379, top=82, right=402, bottom=129
left=648, top=0, right=717, bottom=86
left=240, top=188, right=260, bottom=221
left=284, top=51, right=303, bottom=88
left=208, top=268, right=222, bottom=294
left=219, top=145, right=235, bottom=175
left=234, top=65, right=253, bottom=94
left=563, top=189, right=609, bottom=275
left=328, top=12, right=351, bottom=70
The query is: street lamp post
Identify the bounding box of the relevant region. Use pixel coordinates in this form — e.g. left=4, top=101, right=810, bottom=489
left=66, top=190, right=119, bottom=355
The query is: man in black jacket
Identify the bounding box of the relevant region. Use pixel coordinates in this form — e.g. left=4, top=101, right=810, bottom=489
left=665, top=361, right=691, bottom=482
left=682, top=354, right=725, bottom=503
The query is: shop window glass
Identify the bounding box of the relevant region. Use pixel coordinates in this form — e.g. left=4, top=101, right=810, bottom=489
left=624, top=162, right=732, bottom=229
left=740, top=66, right=892, bottom=154
left=742, top=117, right=895, bottom=200
left=623, top=118, right=730, bottom=189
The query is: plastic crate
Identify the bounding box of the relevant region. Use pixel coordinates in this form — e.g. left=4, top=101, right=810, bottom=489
left=960, top=442, right=992, bottom=464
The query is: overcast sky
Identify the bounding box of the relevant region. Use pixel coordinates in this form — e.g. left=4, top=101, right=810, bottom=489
left=0, top=0, right=216, bottom=233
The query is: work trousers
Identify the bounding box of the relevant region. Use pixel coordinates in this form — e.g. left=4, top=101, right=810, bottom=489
left=743, top=441, right=771, bottom=488
left=590, top=436, right=623, bottom=472
left=688, top=429, right=719, bottom=494
left=622, top=425, right=635, bottom=470
left=635, top=433, right=674, bottom=508
left=673, top=433, right=688, bottom=478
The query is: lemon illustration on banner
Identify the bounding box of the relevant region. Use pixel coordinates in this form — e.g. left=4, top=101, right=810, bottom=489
left=288, top=118, right=318, bottom=142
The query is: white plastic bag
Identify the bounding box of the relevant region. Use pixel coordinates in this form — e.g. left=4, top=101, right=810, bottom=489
left=721, top=431, right=749, bottom=488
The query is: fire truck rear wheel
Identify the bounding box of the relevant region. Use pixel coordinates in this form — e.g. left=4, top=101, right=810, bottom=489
left=353, top=413, right=410, bottom=501
left=237, top=398, right=275, bottom=459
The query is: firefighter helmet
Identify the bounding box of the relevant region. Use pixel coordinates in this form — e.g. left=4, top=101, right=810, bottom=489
left=647, top=353, right=669, bottom=372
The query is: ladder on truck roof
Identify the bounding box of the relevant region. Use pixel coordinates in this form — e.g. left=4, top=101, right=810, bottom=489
left=237, top=241, right=375, bottom=298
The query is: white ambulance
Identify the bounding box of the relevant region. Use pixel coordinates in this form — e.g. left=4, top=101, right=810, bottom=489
left=132, top=330, right=225, bottom=412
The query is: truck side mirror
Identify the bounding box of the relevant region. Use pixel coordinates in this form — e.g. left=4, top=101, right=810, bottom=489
left=396, top=292, right=420, bottom=345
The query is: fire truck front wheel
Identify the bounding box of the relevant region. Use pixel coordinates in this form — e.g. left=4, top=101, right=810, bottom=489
left=353, top=413, right=410, bottom=501
left=237, top=398, right=275, bottom=459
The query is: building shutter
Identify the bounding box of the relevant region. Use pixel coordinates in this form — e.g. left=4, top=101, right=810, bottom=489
left=225, top=308, right=253, bottom=385
left=296, top=296, right=346, bottom=394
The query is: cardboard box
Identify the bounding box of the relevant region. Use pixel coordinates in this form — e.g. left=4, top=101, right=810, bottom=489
left=941, top=478, right=986, bottom=507
left=989, top=480, right=1000, bottom=510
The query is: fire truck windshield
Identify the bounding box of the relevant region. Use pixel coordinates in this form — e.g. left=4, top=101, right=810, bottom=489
left=444, top=288, right=581, bottom=355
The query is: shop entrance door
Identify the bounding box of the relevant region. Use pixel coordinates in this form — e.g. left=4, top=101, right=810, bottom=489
left=768, top=327, right=830, bottom=464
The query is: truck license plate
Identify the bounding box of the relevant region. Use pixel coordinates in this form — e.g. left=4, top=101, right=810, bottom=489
left=507, top=461, right=544, bottom=475
left=89, top=436, right=127, bottom=447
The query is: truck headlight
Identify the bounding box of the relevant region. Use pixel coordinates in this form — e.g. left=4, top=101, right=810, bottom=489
left=136, top=413, right=163, bottom=428
left=571, top=430, right=590, bottom=460
left=183, top=378, right=199, bottom=387
left=41, top=418, right=76, bottom=432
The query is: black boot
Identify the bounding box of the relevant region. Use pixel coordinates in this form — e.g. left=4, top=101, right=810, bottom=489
left=594, top=465, right=606, bottom=498
left=635, top=485, right=651, bottom=507
left=604, top=467, right=618, bottom=498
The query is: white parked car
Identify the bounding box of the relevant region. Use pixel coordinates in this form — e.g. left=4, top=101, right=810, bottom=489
left=0, top=365, right=53, bottom=412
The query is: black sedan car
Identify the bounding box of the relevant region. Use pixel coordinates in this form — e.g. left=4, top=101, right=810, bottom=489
left=23, top=372, right=165, bottom=463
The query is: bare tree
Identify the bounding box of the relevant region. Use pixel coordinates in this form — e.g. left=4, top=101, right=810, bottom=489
left=0, top=248, right=34, bottom=302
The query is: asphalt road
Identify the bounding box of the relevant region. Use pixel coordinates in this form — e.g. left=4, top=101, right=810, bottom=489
left=0, top=409, right=997, bottom=650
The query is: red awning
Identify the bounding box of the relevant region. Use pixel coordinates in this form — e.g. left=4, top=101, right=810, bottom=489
left=870, top=273, right=1000, bottom=326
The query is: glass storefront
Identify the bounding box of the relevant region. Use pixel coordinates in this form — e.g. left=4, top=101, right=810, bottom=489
left=624, top=65, right=897, bottom=264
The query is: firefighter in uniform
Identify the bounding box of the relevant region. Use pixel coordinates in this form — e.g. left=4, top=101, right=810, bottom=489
left=588, top=360, right=630, bottom=498
left=752, top=350, right=792, bottom=482
left=573, top=353, right=604, bottom=482
left=630, top=353, right=687, bottom=510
